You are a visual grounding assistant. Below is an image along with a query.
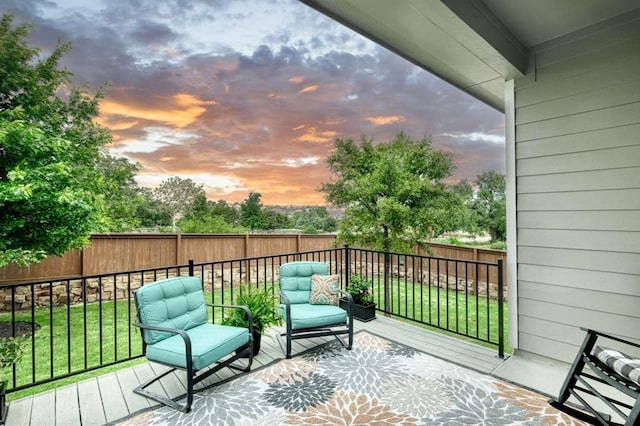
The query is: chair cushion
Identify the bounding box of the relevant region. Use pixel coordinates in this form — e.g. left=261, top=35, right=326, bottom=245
left=595, top=346, right=640, bottom=386
left=279, top=303, right=347, bottom=330
left=136, top=276, right=208, bottom=345
left=309, top=274, right=340, bottom=305
left=145, top=323, right=250, bottom=371
left=280, top=262, right=330, bottom=304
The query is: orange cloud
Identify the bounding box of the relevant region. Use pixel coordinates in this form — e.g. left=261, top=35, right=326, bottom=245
left=95, top=118, right=139, bottom=131
left=293, top=128, right=337, bottom=143
left=365, top=115, right=406, bottom=125
left=299, top=85, right=318, bottom=94
left=100, top=93, right=216, bottom=128
left=289, top=76, right=305, bottom=84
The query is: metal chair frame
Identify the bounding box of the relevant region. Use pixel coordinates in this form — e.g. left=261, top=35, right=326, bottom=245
left=134, top=296, right=254, bottom=413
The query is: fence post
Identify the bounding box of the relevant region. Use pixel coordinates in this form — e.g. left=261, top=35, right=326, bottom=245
left=497, top=258, right=505, bottom=358
left=344, top=245, right=350, bottom=289
left=188, top=259, right=194, bottom=277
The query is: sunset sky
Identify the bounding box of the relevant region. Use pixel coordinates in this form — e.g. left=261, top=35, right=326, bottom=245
left=3, top=0, right=505, bottom=205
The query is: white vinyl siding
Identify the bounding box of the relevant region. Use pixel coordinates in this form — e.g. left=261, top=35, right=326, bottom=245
left=513, top=14, right=640, bottom=362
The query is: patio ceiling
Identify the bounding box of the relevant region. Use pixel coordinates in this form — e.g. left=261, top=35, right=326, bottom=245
left=300, top=0, right=640, bottom=112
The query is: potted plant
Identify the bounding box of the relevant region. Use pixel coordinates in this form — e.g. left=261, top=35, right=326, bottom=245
left=221, top=285, right=282, bottom=355
left=0, top=335, right=27, bottom=424
left=341, top=274, right=376, bottom=322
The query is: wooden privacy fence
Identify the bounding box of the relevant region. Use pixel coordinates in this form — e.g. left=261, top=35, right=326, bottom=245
left=0, top=234, right=507, bottom=285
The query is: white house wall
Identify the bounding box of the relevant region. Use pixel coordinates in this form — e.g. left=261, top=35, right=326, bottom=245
left=513, top=13, right=640, bottom=362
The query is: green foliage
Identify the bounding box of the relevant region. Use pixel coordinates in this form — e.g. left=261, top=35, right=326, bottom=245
left=0, top=335, right=27, bottom=371
left=473, top=171, right=506, bottom=241
left=221, top=285, right=282, bottom=334
left=240, top=192, right=264, bottom=230
left=447, top=237, right=463, bottom=246
left=177, top=196, right=245, bottom=233
left=240, top=193, right=290, bottom=231
left=97, top=155, right=141, bottom=231
left=178, top=214, right=246, bottom=233
left=489, top=241, right=506, bottom=250
left=0, top=120, right=102, bottom=266
left=133, top=187, right=173, bottom=228
left=209, top=200, right=241, bottom=226
left=448, top=179, right=478, bottom=235
left=153, top=176, right=206, bottom=229
left=0, top=14, right=138, bottom=265
left=346, top=274, right=374, bottom=305
left=320, top=132, right=459, bottom=253
left=290, top=206, right=337, bottom=233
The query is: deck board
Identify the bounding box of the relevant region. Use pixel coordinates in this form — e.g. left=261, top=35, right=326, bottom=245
left=115, top=368, right=150, bottom=413
left=6, top=395, right=31, bottom=426
left=26, top=390, right=55, bottom=426
left=97, top=373, right=130, bottom=423
left=5, top=316, right=506, bottom=425
left=55, top=384, right=80, bottom=425
left=77, top=379, right=107, bottom=426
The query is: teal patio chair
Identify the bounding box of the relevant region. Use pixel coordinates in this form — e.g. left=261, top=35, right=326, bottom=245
left=278, top=261, right=353, bottom=358
left=134, top=276, right=254, bottom=412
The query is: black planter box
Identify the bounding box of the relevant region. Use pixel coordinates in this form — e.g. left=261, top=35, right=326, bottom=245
left=236, top=330, right=261, bottom=357
left=340, top=299, right=376, bottom=322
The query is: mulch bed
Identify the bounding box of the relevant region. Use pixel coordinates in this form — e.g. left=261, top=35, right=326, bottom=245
left=0, top=321, right=40, bottom=339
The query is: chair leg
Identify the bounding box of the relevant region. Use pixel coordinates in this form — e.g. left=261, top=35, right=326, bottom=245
left=286, top=327, right=292, bottom=359
left=552, top=330, right=598, bottom=405
left=134, top=367, right=193, bottom=413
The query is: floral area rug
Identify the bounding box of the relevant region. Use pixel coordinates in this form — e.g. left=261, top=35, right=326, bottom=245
left=115, top=332, right=587, bottom=425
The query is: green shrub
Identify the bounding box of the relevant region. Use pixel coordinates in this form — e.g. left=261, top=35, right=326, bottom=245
left=346, top=275, right=374, bottom=305
left=221, top=285, right=282, bottom=334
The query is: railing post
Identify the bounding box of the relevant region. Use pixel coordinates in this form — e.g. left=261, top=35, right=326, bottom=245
left=344, top=245, right=350, bottom=289
left=188, top=259, right=195, bottom=277
left=497, top=258, right=505, bottom=358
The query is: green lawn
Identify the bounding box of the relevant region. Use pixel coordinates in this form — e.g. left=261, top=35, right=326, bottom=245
left=371, top=277, right=510, bottom=353
left=0, top=294, right=230, bottom=401
left=1, top=281, right=507, bottom=400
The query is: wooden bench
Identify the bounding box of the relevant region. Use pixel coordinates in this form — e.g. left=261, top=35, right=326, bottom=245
left=550, top=328, right=640, bottom=425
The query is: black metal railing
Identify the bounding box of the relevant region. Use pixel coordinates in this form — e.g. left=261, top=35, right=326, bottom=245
left=0, top=246, right=504, bottom=394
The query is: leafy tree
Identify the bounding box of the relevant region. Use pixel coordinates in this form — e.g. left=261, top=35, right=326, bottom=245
left=320, top=132, right=457, bottom=253
left=448, top=179, right=478, bottom=236
left=473, top=171, right=506, bottom=241
left=97, top=154, right=141, bottom=231
left=261, top=208, right=290, bottom=231
left=210, top=199, right=241, bottom=226
left=0, top=120, right=103, bottom=266
left=291, top=206, right=337, bottom=233
left=153, top=176, right=205, bottom=230
left=178, top=194, right=246, bottom=233
left=320, top=132, right=458, bottom=312
left=0, top=14, right=126, bottom=266
left=240, top=192, right=264, bottom=230
left=133, top=187, right=172, bottom=228
left=178, top=215, right=246, bottom=233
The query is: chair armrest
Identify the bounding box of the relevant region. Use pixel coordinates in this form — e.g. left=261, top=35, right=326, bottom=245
left=134, top=321, right=192, bottom=361
left=581, top=328, right=640, bottom=349
left=279, top=289, right=292, bottom=328
left=208, top=303, right=254, bottom=335
left=337, top=290, right=354, bottom=320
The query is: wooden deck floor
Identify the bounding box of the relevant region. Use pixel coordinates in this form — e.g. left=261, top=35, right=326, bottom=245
left=5, top=316, right=505, bottom=426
